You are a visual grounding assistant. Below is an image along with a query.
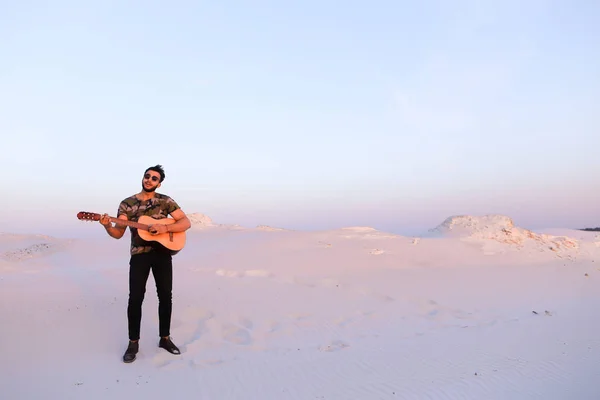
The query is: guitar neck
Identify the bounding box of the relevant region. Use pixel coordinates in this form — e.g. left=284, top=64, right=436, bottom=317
left=109, top=216, right=149, bottom=231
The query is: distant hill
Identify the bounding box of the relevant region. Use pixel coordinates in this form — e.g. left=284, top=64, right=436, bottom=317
left=579, top=227, right=600, bottom=232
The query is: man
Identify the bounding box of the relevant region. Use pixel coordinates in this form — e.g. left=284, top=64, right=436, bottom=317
left=99, top=164, right=191, bottom=363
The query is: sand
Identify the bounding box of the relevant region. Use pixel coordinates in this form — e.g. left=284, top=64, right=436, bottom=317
left=1, top=214, right=599, bottom=399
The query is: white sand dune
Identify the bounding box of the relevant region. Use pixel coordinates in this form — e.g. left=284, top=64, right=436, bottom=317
left=1, top=214, right=599, bottom=399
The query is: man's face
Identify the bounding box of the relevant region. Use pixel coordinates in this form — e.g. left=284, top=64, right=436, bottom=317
left=142, top=170, right=161, bottom=192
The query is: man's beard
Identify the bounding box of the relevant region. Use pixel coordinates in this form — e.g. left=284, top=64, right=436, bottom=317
left=142, top=184, right=157, bottom=193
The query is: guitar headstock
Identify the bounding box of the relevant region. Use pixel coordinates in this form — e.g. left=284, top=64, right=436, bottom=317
left=77, top=211, right=101, bottom=222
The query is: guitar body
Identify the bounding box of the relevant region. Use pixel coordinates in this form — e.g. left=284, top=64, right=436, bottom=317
left=136, top=215, right=186, bottom=252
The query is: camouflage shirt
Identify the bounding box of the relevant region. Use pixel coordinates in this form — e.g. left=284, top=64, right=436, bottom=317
left=117, top=193, right=181, bottom=255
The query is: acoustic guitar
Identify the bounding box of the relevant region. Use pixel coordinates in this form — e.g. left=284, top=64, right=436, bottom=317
left=77, top=211, right=186, bottom=252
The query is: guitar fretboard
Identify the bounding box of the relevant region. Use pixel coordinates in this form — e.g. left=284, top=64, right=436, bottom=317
left=109, top=217, right=148, bottom=231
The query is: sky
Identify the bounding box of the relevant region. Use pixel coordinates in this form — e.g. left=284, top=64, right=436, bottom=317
left=2, top=0, right=599, bottom=237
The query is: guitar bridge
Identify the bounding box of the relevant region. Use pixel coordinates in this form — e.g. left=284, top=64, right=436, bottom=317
left=169, top=232, right=173, bottom=242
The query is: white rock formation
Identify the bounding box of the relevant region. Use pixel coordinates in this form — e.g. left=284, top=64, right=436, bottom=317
left=187, top=213, right=215, bottom=228
left=256, top=225, right=286, bottom=231
left=428, top=214, right=579, bottom=258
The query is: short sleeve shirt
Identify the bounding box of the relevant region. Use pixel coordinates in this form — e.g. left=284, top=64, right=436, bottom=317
left=117, top=193, right=181, bottom=255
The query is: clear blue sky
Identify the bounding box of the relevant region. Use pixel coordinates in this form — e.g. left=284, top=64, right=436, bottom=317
left=2, top=0, right=599, bottom=236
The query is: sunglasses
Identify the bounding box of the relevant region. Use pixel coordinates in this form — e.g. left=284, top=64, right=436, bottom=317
left=144, top=174, right=160, bottom=182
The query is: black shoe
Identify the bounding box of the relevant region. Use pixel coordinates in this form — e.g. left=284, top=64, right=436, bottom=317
left=123, top=341, right=139, bottom=363
left=159, top=337, right=181, bottom=355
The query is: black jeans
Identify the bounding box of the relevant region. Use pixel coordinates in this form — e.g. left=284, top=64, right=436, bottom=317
left=127, top=251, right=173, bottom=341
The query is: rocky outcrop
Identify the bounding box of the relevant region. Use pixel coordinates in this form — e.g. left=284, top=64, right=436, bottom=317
left=187, top=213, right=215, bottom=228
left=428, top=214, right=579, bottom=258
